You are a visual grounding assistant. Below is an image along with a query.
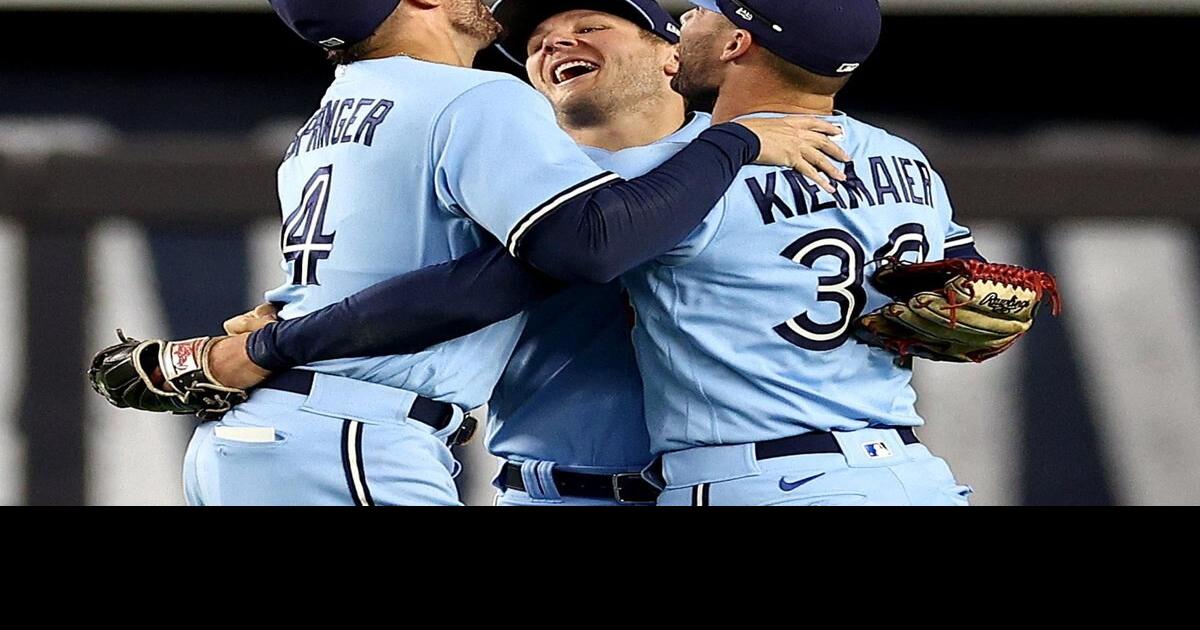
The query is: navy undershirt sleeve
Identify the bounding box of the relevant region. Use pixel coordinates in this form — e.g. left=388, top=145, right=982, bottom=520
left=246, top=122, right=759, bottom=371
left=516, top=122, right=760, bottom=283
left=247, top=238, right=562, bottom=371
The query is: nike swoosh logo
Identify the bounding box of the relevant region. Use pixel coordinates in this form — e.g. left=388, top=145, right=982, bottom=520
left=779, top=473, right=827, bottom=492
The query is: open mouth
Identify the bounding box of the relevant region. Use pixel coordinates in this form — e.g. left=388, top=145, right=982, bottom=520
left=551, top=59, right=601, bottom=85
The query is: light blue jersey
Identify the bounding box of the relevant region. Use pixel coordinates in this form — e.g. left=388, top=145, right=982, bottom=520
left=186, top=56, right=630, bottom=506
left=263, top=56, right=614, bottom=410
left=623, top=112, right=975, bottom=455
left=487, top=112, right=712, bottom=473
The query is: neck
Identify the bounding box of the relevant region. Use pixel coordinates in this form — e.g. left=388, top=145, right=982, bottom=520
left=563, top=92, right=688, bottom=152
left=366, top=20, right=480, bottom=67
left=710, top=71, right=835, bottom=123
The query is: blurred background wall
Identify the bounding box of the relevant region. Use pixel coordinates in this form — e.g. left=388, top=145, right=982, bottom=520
left=1, top=0, right=1198, bottom=505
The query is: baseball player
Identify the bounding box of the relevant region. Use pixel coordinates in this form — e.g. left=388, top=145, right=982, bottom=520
left=197, top=0, right=990, bottom=505
left=623, top=0, right=984, bottom=505
left=482, top=0, right=711, bottom=505
left=88, top=0, right=845, bottom=505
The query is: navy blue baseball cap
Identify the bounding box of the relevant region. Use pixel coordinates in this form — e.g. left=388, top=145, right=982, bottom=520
left=269, top=0, right=403, bottom=49
left=688, top=0, right=881, bottom=77
left=491, top=0, right=681, bottom=65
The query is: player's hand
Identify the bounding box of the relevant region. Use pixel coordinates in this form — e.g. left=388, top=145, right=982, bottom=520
left=88, top=331, right=250, bottom=418
left=223, top=303, right=279, bottom=335
left=204, top=334, right=273, bottom=390
left=735, top=116, right=850, bottom=193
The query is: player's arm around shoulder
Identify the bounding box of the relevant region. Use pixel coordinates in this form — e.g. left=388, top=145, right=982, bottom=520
left=735, top=116, right=851, bottom=193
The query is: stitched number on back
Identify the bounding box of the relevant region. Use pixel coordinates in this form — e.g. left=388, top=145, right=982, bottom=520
left=282, top=165, right=337, bottom=286
left=776, top=224, right=932, bottom=351
left=873, top=223, right=929, bottom=264
left=773, top=229, right=867, bottom=351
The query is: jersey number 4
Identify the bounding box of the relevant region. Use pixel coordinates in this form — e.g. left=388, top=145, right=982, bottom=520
left=773, top=223, right=929, bottom=351
left=282, top=165, right=337, bottom=286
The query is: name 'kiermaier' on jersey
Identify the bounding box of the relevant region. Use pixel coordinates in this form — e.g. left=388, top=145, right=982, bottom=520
left=263, top=56, right=613, bottom=411
left=622, top=112, right=977, bottom=455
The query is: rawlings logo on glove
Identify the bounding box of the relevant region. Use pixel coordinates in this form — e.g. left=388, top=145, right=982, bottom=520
left=855, top=257, right=1062, bottom=363
left=169, top=339, right=203, bottom=373
left=978, top=292, right=1031, bottom=315
left=88, top=330, right=249, bottom=419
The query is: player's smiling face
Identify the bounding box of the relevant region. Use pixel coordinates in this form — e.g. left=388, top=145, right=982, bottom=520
left=524, top=10, right=675, bottom=124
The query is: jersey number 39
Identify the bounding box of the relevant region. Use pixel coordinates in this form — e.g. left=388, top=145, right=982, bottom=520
left=773, top=223, right=928, bottom=351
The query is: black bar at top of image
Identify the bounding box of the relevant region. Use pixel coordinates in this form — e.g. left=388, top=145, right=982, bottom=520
left=0, top=11, right=1195, bottom=133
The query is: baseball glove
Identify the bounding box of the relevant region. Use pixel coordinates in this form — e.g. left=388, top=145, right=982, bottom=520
left=88, top=330, right=248, bottom=419
left=855, top=257, right=1062, bottom=363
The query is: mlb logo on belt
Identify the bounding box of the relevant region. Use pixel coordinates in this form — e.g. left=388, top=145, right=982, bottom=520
left=862, top=441, right=893, bottom=459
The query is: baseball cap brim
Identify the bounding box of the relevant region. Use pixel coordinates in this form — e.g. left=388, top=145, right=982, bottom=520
left=491, top=0, right=675, bottom=65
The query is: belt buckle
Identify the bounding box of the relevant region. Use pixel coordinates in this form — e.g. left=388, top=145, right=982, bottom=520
left=447, top=414, right=478, bottom=447
left=612, top=472, right=658, bottom=505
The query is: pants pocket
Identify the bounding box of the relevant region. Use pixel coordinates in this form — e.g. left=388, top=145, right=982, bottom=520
left=210, top=423, right=288, bottom=448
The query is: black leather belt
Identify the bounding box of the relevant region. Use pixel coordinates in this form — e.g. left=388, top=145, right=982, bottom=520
left=642, top=428, right=922, bottom=489
left=754, top=427, right=920, bottom=460
left=259, top=369, right=477, bottom=446
left=501, top=462, right=660, bottom=505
